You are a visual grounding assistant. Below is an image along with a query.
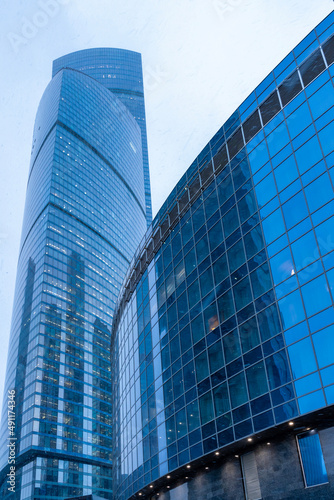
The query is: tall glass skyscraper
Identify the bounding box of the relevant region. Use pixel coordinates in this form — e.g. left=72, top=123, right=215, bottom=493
left=52, top=49, right=152, bottom=225
left=0, top=50, right=150, bottom=499
left=111, top=13, right=334, bottom=500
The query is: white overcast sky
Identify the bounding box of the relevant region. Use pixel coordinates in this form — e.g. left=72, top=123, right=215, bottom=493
left=0, top=0, right=333, bottom=406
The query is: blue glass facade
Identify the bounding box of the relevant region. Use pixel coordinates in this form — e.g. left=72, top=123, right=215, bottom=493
left=52, top=48, right=152, bottom=225
left=0, top=52, right=149, bottom=498
left=111, top=13, right=334, bottom=500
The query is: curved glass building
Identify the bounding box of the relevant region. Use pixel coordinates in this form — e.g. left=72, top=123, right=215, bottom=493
left=0, top=50, right=150, bottom=499
left=52, top=48, right=152, bottom=225
left=112, top=13, right=334, bottom=500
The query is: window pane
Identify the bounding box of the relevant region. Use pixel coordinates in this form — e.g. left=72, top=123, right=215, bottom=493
left=267, top=122, right=290, bottom=158
left=223, top=329, right=241, bottom=364
left=229, top=372, right=248, bottom=408
left=243, top=110, right=262, bottom=143
left=286, top=102, right=312, bottom=139
left=270, top=247, right=294, bottom=284
left=295, top=135, right=323, bottom=174
left=260, top=90, right=281, bottom=125
left=217, top=290, right=235, bottom=322
left=265, top=350, right=291, bottom=389
left=246, top=361, right=268, bottom=399
left=199, top=392, right=214, bottom=424
left=213, top=382, right=230, bottom=416
left=313, top=325, right=334, bottom=369
left=318, top=120, right=334, bottom=157
left=239, top=317, right=260, bottom=353
left=301, top=274, right=332, bottom=317
left=298, top=432, right=328, bottom=487
left=228, top=127, right=244, bottom=159
left=208, top=341, right=224, bottom=373
left=288, top=337, right=317, bottom=379
left=322, top=35, right=334, bottom=65
left=291, top=231, right=319, bottom=272
left=299, top=49, right=326, bottom=87
left=282, top=192, right=308, bottom=230
left=308, top=80, right=334, bottom=120
left=195, top=352, right=209, bottom=383
left=244, top=225, right=264, bottom=259
left=228, top=239, right=245, bottom=273
left=279, top=70, right=302, bottom=106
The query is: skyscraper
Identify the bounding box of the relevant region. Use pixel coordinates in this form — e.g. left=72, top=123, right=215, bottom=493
left=0, top=50, right=150, bottom=499
left=111, top=13, right=334, bottom=500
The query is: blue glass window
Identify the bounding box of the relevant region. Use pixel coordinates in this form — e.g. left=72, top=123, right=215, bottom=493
left=208, top=222, right=223, bottom=251
left=318, top=120, right=334, bottom=157
left=248, top=141, right=270, bottom=174
left=232, top=158, right=251, bottom=189
left=270, top=247, right=294, bottom=284
left=291, top=231, right=320, bottom=271
left=308, top=80, right=334, bottom=120
left=218, top=175, right=234, bottom=204
left=305, top=173, right=334, bottom=213
left=250, top=262, right=272, bottom=298
left=258, top=304, right=281, bottom=341
left=218, top=290, right=235, bottom=322
left=298, top=390, right=326, bottom=414
left=229, top=372, right=248, bottom=408
left=274, top=155, right=299, bottom=192
left=196, top=235, right=209, bottom=264
left=288, top=337, right=317, bottom=378
left=255, top=172, right=276, bottom=207
left=282, top=192, right=308, bottom=229
left=301, top=274, right=332, bottom=317
left=284, top=321, right=309, bottom=345
left=213, top=254, right=228, bottom=285
left=182, top=219, right=193, bottom=245
left=244, top=224, right=264, bottom=259
left=191, top=314, right=205, bottom=344
left=203, top=303, right=219, bottom=335
left=315, top=216, right=334, bottom=256
left=278, top=289, right=305, bottom=329
left=223, top=206, right=239, bottom=238
left=187, top=400, right=200, bottom=432
left=246, top=361, right=268, bottom=399
left=262, top=208, right=285, bottom=244
left=294, top=135, right=323, bottom=174
left=298, top=432, right=328, bottom=486
left=199, top=392, right=214, bottom=424
left=267, top=122, right=290, bottom=157
left=213, top=382, right=230, bottom=416
left=286, top=102, right=312, bottom=139
left=223, top=329, right=241, bottom=364
left=188, top=279, right=200, bottom=309
left=239, top=317, right=260, bottom=353
left=184, top=247, right=196, bottom=276
left=192, top=205, right=205, bottom=233
left=313, top=325, right=334, bottom=368
left=204, top=190, right=219, bottom=219
left=295, top=372, right=321, bottom=397
left=233, top=276, right=252, bottom=311
left=208, top=341, right=224, bottom=374
left=238, top=191, right=257, bottom=223
left=200, top=268, right=214, bottom=298
left=228, top=239, right=245, bottom=273
left=265, top=350, right=291, bottom=389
